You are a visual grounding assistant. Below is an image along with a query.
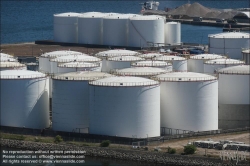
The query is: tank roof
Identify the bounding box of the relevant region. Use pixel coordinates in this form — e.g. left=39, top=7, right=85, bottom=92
left=79, top=12, right=108, bottom=18
left=0, top=62, right=26, bottom=67
left=0, top=70, right=46, bottom=79
left=190, top=54, right=226, bottom=60
left=131, top=61, right=170, bottom=67
left=0, top=53, right=14, bottom=58
left=108, top=56, right=144, bottom=61
left=166, top=22, right=179, bottom=24
left=40, top=50, right=82, bottom=58
left=154, top=55, right=186, bottom=61
left=208, top=32, right=250, bottom=38
left=95, top=49, right=140, bottom=57
left=89, top=76, right=159, bottom=87
left=130, top=15, right=164, bottom=20
left=138, top=53, right=163, bottom=59
left=153, top=72, right=217, bottom=82
left=204, top=58, right=245, bottom=65
left=0, top=56, right=17, bottom=62
left=217, top=65, right=250, bottom=75
left=242, top=49, right=250, bottom=54
left=58, top=62, right=100, bottom=68
left=52, top=71, right=112, bottom=81
left=54, top=12, right=81, bottom=17
left=103, top=14, right=137, bottom=19
left=113, top=67, right=168, bottom=76
left=50, top=54, right=101, bottom=62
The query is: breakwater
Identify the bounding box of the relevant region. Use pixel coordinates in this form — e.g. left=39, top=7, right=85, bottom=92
left=1, top=139, right=248, bottom=166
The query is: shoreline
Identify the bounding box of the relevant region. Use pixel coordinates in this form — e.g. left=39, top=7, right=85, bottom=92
left=1, top=138, right=248, bottom=166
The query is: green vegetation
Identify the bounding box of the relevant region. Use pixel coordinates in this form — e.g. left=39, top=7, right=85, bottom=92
left=167, top=147, right=176, bottom=154
left=54, top=135, right=63, bottom=143
left=100, top=140, right=110, bottom=147
left=184, top=145, right=196, bottom=154
left=0, top=133, right=26, bottom=140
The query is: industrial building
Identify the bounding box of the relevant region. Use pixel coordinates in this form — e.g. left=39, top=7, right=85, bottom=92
left=217, top=65, right=250, bottom=129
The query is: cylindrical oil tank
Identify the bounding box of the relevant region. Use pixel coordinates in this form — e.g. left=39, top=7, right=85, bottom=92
left=208, top=32, right=250, bottom=59
left=103, top=14, right=137, bottom=46
left=165, top=22, right=181, bottom=45
left=0, top=70, right=50, bottom=129
left=1, top=56, right=18, bottom=62
left=153, top=55, right=187, bottom=71
left=95, top=49, right=140, bottom=72
left=128, top=15, right=165, bottom=48
left=89, top=76, right=160, bottom=138
left=138, top=53, right=163, bottom=59
left=188, top=54, right=226, bottom=73
left=39, top=50, right=83, bottom=98
left=78, top=12, right=108, bottom=45
left=218, top=65, right=250, bottom=129
left=39, top=50, right=82, bottom=73
left=204, top=58, right=245, bottom=74
left=0, top=62, right=27, bottom=71
left=0, top=53, right=14, bottom=58
left=112, top=67, right=168, bottom=78
left=106, top=56, right=144, bottom=72
left=131, top=60, right=172, bottom=71
left=50, top=54, right=101, bottom=74
left=54, top=12, right=81, bottom=43
left=242, top=49, right=250, bottom=65
left=153, top=72, right=218, bottom=132
left=52, top=71, right=112, bottom=133
left=57, top=62, right=101, bottom=73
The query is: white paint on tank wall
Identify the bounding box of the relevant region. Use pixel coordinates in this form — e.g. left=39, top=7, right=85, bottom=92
left=52, top=80, right=89, bottom=133
left=172, top=60, right=187, bottom=71
left=89, top=84, right=160, bottom=138
left=128, top=16, right=165, bottom=47
left=165, top=22, right=181, bottom=45
left=1, top=73, right=49, bottom=129
left=219, top=74, right=249, bottom=104
left=160, top=80, right=218, bottom=131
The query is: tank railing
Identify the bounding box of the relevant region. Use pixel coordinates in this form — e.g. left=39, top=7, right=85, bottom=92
left=52, top=75, right=109, bottom=81
left=41, top=52, right=85, bottom=58
left=57, top=63, right=101, bottom=68
left=96, top=53, right=141, bottom=57
left=204, top=60, right=245, bottom=65
left=190, top=55, right=226, bottom=60
left=0, top=64, right=26, bottom=67
left=208, top=34, right=249, bottom=38
left=0, top=74, right=47, bottom=79
left=111, top=71, right=168, bottom=76
left=153, top=57, right=186, bottom=61
left=131, top=62, right=169, bottom=67
left=50, top=58, right=101, bottom=62
left=154, top=76, right=217, bottom=82
left=89, top=80, right=159, bottom=86
left=107, top=57, right=145, bottom=61
left=0, top=59, right=18, bottom=62
left=218, top=70, right=250, bottom=75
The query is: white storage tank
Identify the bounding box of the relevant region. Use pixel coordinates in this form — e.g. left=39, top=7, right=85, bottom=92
left=153, top=72, right=218, bottom=132
left=0, top=53, right=14, bottom=58
left=188, top=54, right=226, bottom=73
left=106, top=56, right=144, bottom=72
left=138, top=53, right=163, bottom=59
left=89, top=76, right=160, bottom=138
left=95, top=49, right=141, bottom=72
left=57, top=62, right=101, bottom=73
left=0, top=56, right=17, bottom=62
left=39, top=50, right=82, bottom=73
left=54, top=12, right=81, bottom=43
left=78, top=12, right=108, bottom=45
left=165, top=22, right=181, bottom=45
left=128, top=15, right=165, bottom=48
left=208, top=32, right=250, bottom=59
left=242, top=49, right=250, bottom=65
left=112, top=67, right=168, bottom=78
left=153, top=55, right=187, bottom=71
left=204, top=58, right=245, bottom=74
left=0, top=62, right=27, bottom=71
left=217, top=65, right=250, bottom=129
left=52, top=71, right=112, bottom=133
left=49, top=54, right=101, bottom=74
left=103, top=14, right=137, bottom=46
left=131, top=60, right=172, bottom=71
left=0, top=70, right=50, bottom=129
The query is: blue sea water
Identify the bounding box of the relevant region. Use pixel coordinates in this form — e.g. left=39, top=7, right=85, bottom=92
left=1, top=0, right=249, bottom=45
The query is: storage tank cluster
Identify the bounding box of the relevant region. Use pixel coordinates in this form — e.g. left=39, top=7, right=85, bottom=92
left=217, top=65, right=250, bottom=129
left=54, top=12, right=181, bottom=47
left=208, top=32, right=250, bottom=60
